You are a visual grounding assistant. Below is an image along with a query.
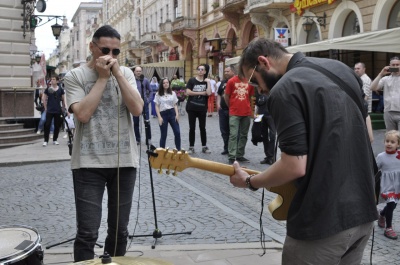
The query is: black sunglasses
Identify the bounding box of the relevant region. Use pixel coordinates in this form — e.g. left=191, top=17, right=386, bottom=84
left=93, top=42, right=120, bottom=56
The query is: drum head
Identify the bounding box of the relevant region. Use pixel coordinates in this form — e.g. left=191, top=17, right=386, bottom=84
left=0, top=225, right=40, bottom=263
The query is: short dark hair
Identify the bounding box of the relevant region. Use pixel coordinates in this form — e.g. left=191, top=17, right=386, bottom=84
left=239, top=38, right=289, bottom=78
left=92, top=25, right=121, bottom=42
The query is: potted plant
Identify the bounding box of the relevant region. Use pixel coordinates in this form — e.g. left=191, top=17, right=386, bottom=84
left=171, top=78, right=186, bottom=102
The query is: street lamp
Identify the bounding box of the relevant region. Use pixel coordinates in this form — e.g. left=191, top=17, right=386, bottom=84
left=21, top=0, right=65, bottom=39
left=51, top=21, right=63, bottom=40
left=302, top=12, right=327, bottom=32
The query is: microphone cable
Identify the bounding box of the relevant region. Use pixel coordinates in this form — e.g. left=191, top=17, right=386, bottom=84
left=110, top=72, right=120, bottom=257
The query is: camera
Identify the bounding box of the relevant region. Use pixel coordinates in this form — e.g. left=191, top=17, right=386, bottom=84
left=388, top=67, right=399, bottom=73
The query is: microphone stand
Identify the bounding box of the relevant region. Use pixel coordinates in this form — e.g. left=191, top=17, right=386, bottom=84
left=129, top=76, right=191, bottom=249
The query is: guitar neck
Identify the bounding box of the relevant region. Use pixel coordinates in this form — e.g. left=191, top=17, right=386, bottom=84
left=188, top=157, right=260, bottom=176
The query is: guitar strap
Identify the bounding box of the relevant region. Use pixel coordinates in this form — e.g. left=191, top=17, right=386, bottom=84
left=290, top=61, right=380, bottom=203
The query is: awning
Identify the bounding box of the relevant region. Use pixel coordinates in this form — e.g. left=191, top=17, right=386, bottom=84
left=286, top=27, right=400, bottom=53
left=141, top=60, right=184, bottom=68
left=225, top=27, right=400, bottom=65
left=138, top=60, right=185, bottom=80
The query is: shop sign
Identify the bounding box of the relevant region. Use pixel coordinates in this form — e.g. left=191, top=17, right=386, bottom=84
left=290, top=0, right=336, bottom=16
left=274, top=28, right=289, bottom=47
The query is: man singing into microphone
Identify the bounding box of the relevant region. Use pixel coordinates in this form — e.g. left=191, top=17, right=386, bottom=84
left=42, top=76, right=66, bottom=146
left=132, top=66, right=152, bottom=146
left=64, top=25, right=144, bottom=262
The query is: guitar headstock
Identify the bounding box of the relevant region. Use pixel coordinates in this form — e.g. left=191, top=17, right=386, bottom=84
left=148, top=148, right=191, bottom=176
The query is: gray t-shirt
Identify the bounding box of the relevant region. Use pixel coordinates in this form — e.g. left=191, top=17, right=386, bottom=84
left=64, top=65, right=139, bottom=169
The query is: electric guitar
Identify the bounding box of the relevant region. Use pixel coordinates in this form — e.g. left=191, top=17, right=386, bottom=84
left=148, top=148, right=297, bottom=221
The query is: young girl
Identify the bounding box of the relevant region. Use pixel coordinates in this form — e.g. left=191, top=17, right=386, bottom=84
left=377, top=130, right=400, bottom=240
left=154, top=78, right=181, bottom=150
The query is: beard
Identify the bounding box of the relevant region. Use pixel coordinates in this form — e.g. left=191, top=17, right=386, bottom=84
left=259, top=70, right=282, bottom=94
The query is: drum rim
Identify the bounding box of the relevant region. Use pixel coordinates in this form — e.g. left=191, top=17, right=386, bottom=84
left=0, top=225, right=41, bottom=265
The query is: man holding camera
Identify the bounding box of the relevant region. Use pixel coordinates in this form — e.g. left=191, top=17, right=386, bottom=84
left=42, top=76, right=66, bottom=146
left=370, top=56, right=400, bottom=131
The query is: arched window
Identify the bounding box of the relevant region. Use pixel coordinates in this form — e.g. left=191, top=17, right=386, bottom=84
left=306, top=23, right=320, bottom=44
left=388, top=1, right=400, bottom=28
left=343, top=12, right=360, bottom=37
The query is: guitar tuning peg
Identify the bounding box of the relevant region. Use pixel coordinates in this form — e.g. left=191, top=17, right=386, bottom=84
left=172, top=170, right=178, bottom=176
left=157, top=167, right=163, bottom=174
left=171, top=149, right=178, bottom=160
left=180, top=149, right=186, bottom=154
left=166, top=165, right=173, bottom=175
left=164, top=147, right=171, bottom=158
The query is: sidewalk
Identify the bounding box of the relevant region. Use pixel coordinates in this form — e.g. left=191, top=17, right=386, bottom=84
left=0, top=119, right=389, bottom=265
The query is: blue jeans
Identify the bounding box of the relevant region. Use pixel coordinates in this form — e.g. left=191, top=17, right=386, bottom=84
left=159, top=108, right=181, bottom=150
left=218, top=109, right=229, bottom=152
left=133, top=103, right=151, bottom=143
left=38, top=110, right=54, bottom=132
left=72, top=167, right=137, bottom=262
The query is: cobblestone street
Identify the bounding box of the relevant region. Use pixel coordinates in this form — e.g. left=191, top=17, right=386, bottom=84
left=1, top=112, right=399, bottom=264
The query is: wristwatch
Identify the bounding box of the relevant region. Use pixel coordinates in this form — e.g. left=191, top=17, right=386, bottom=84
left=245, top=174, right=259, bottom=191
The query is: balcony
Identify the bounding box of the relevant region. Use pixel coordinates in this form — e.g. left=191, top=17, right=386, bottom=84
left=159, top=20, right=172, bottom=34
left=171, top=17, right=197, bottom=33
left=222, top=0, right=247, bottom=13
left=245, top=0, right=293, bottom=13
left=140, top=32, right=159, bottom=46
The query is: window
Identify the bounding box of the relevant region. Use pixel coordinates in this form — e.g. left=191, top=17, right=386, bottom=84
left=388, top=1, right=400, bottom=28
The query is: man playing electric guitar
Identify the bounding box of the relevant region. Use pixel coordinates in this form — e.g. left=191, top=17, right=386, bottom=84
left=229, top=39, right=377, bottom=264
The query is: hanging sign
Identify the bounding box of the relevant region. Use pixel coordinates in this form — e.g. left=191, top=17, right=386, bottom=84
left=290, top=0, right=336, bottom=16
left=274, top=28, right=289, bottom=47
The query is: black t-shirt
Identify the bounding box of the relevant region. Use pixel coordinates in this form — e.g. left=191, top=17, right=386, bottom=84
left=186, top=77, right=208, bottom=112
left=45, top=86, right=64, bottom=114
left=217, top=79, right=229, bottom=110
left=268, top=52, right=377, bottom=240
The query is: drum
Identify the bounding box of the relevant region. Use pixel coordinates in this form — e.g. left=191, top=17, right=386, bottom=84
left=0, top=225, right=43, bottom=265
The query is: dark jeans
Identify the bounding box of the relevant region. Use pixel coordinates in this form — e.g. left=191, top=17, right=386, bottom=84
left=218, top=109, right=229, bottom=152
left=261, top=115, right=276, bottom=159
left=44, top=112, right=62, bottom=142
left=133, top=103, right=151, bottom=143
left=187, top=110, right=207, bottom=147
left=159, top=108, right=181, bottom=150
left=72, top=167, right=137, bottom=262
left=150, top=94, right=156, bottom=117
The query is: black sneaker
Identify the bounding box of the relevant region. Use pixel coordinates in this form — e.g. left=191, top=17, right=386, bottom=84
left=228, top=159, right=235, bottom=164
left=236, top=157, right=250, bottom=163
left=260, top=158, right=274, bottom=165
left=221, top=150, right=228, bottom=155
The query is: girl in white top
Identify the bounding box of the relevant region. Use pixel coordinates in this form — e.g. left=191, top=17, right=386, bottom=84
left=154, top=78, right=181, bottom=150
left=377, top=130, right=400, bottom=240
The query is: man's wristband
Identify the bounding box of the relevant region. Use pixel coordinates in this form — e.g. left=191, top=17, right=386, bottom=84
left=245, top=174, right=259, bottom=191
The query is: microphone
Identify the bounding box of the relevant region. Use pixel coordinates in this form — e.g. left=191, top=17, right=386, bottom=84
left=139, top=74, right=144, bottom=81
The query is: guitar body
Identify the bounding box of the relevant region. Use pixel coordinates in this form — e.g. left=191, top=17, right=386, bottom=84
left=149, top=148, right=297, bottom=221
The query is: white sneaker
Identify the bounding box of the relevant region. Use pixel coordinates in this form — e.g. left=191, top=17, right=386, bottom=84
left=63, top=134, right=67, bottom=139
left=50, top=134, right=53, bottom=139
left=42, top=142, right=47, bottom=147
left=53, top=141, right=59, bottom=145
left=36, top=130, right=41, bottom=135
